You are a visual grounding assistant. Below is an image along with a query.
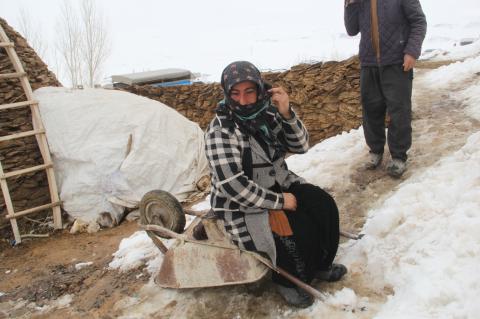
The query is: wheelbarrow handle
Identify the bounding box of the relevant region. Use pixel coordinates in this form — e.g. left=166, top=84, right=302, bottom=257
left=142, top=224, right=184, bottom=239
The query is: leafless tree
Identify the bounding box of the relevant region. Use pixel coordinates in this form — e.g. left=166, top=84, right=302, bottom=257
left=80, top=0, right=110, bottom=87
left=17, top=7, right=48, bottom=60
left=55, top=0, right=110, bottom=88
left=49, top=48, right=64, bottom=85
left=55, top=1, right=83, bottom=88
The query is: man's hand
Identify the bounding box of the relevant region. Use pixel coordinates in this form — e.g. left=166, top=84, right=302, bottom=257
left=268, top=87, right=291, bottom=119
left=282, top=192, right=297, bottom=211
left=403, top=54, right=416, bottom=72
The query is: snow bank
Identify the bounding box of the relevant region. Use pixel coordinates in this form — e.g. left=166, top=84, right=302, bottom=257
left=422, top=55, right=480, bottom=90
left=420, top=50, right=480, bottom=121
left=341, top=132, right=480, bottom=318
left=422, top=38, right=480, bottom=61
left=287, top=128, right=367, bottom=190
left=459, top=83, right=480, bottom=120
left=109, top=231, right=166, bottom=273
left=35, top=87, right=209, bottom=225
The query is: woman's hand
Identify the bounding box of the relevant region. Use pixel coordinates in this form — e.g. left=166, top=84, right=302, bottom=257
left=268, top=87, right=292, bottom=119
left=282, top=192, right=297, bottom=211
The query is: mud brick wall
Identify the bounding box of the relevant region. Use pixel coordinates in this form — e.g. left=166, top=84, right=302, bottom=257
left=0, top=18, right=61, bottom=226
left=120, top=56, right=362, bottom=145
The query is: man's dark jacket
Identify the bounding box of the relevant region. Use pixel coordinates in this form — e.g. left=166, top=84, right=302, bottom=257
left=344, top=0, right=427, bottom=66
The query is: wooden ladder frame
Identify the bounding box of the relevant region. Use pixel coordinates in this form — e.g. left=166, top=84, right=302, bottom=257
left=0, top=24, right=62, bottom=244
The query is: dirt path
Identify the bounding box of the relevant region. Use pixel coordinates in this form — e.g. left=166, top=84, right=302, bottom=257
left=0, top=221, right=144, bottom=318
left=1, top=65, right=479, bottom=319
left=336, top=68, right=480, bottom=237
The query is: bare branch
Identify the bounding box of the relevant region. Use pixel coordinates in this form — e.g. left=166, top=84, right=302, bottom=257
left=17, top=7, right=48, bottom=60
left=55, top=0, right=83, bottom=87
left=80, top=0, right=111, bottom=87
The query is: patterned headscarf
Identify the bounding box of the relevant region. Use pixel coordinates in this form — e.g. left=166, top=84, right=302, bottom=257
left=217, top=61, right=285, bottom=155
left=220, top=61, right=269, bottom=118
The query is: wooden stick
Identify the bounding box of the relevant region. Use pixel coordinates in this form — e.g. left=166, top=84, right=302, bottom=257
left=0, top=100, right=37, bottom=111
left=145, top=231, right=168, bottom=254
left=0, top=161, right=21, bottom=243
left=271, top=265, right=325, bottom=300
left=1, top=163, right=53, bottom=179
left=21, top=233, right=49, bottom=238
left=183, top=208, right=209, bottom=217
left=0, top=41, right=14, bottom=48
left=0, top=129, right=45, bottom=142
left=340, top=230, right=364, bottom=240
left=6, top=201, right=62, bottom=219
left=0, top=71, right=26, bottom=79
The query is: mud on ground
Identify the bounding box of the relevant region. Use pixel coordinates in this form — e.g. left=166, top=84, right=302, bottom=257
left=0, top=221, right=145, bottom=318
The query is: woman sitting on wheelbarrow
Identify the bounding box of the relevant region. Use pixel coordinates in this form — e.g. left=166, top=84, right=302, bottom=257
left=204, top=61, right=347, bottom=308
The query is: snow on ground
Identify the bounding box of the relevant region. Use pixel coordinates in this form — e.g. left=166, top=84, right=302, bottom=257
left=286, top=129, right=367, bottom=190
left=421, top=38, right=480, bottom=61
left=459, top=84, right=480, bottom=121
left=422, top=51, right=480, bottom=89
left=3, top=0, right=478, bottom=316
left=109, top=231, right=169, bottom=275
left=340, top=131, right=480, bottom=318
left=190, top=195, right=211, bottom=212
left=422, top=49, right=480, bottom=121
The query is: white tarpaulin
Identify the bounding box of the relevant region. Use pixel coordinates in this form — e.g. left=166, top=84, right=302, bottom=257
left=34, top=87, right=210, bottom=225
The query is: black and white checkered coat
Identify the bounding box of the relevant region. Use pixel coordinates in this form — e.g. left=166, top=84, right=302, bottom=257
left=205, top=106, right=309, bottom=263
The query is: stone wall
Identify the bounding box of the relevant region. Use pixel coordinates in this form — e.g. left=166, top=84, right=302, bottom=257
left=120, top=56, right=362, bottom=146
left=0, top=18, right=61, bottom=228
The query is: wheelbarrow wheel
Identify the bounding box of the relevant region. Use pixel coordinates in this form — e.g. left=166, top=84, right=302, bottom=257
left=140, top=190, right=186, bottom=238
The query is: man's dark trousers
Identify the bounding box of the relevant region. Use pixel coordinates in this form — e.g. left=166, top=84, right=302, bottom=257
left=360, top=64, right=413, bottom=162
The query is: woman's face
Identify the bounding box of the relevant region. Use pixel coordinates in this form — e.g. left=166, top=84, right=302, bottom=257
left=230, top=81, right=258, bottom=106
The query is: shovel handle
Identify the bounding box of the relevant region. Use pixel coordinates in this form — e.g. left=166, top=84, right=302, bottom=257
left=274, top=266, right=325, bottom=300
left=247, top=251, right=326, bottom=301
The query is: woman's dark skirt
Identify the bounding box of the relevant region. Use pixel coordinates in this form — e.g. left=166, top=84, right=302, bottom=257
left=272, top=183, right=340, bottom=287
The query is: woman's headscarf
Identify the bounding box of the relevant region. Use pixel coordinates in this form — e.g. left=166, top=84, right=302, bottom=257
left=217, top=61, right=285, bottom=154
left=220, top=61, right=269, bottom=118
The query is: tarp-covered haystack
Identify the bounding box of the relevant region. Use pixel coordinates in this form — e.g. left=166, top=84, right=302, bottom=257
left=34, top=87, right=209, bottom=228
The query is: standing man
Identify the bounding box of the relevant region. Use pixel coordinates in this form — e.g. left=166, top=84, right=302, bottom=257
left=344, top=0, right=427, bottom=177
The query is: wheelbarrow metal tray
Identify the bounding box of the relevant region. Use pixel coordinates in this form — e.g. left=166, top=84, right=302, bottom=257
left=156, top=237, right=269, bottom=288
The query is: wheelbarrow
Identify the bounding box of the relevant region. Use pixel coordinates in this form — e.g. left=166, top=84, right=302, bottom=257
left=139, top=190, right=271, bottom=290
left=139, top=190, right=360, bottom=299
